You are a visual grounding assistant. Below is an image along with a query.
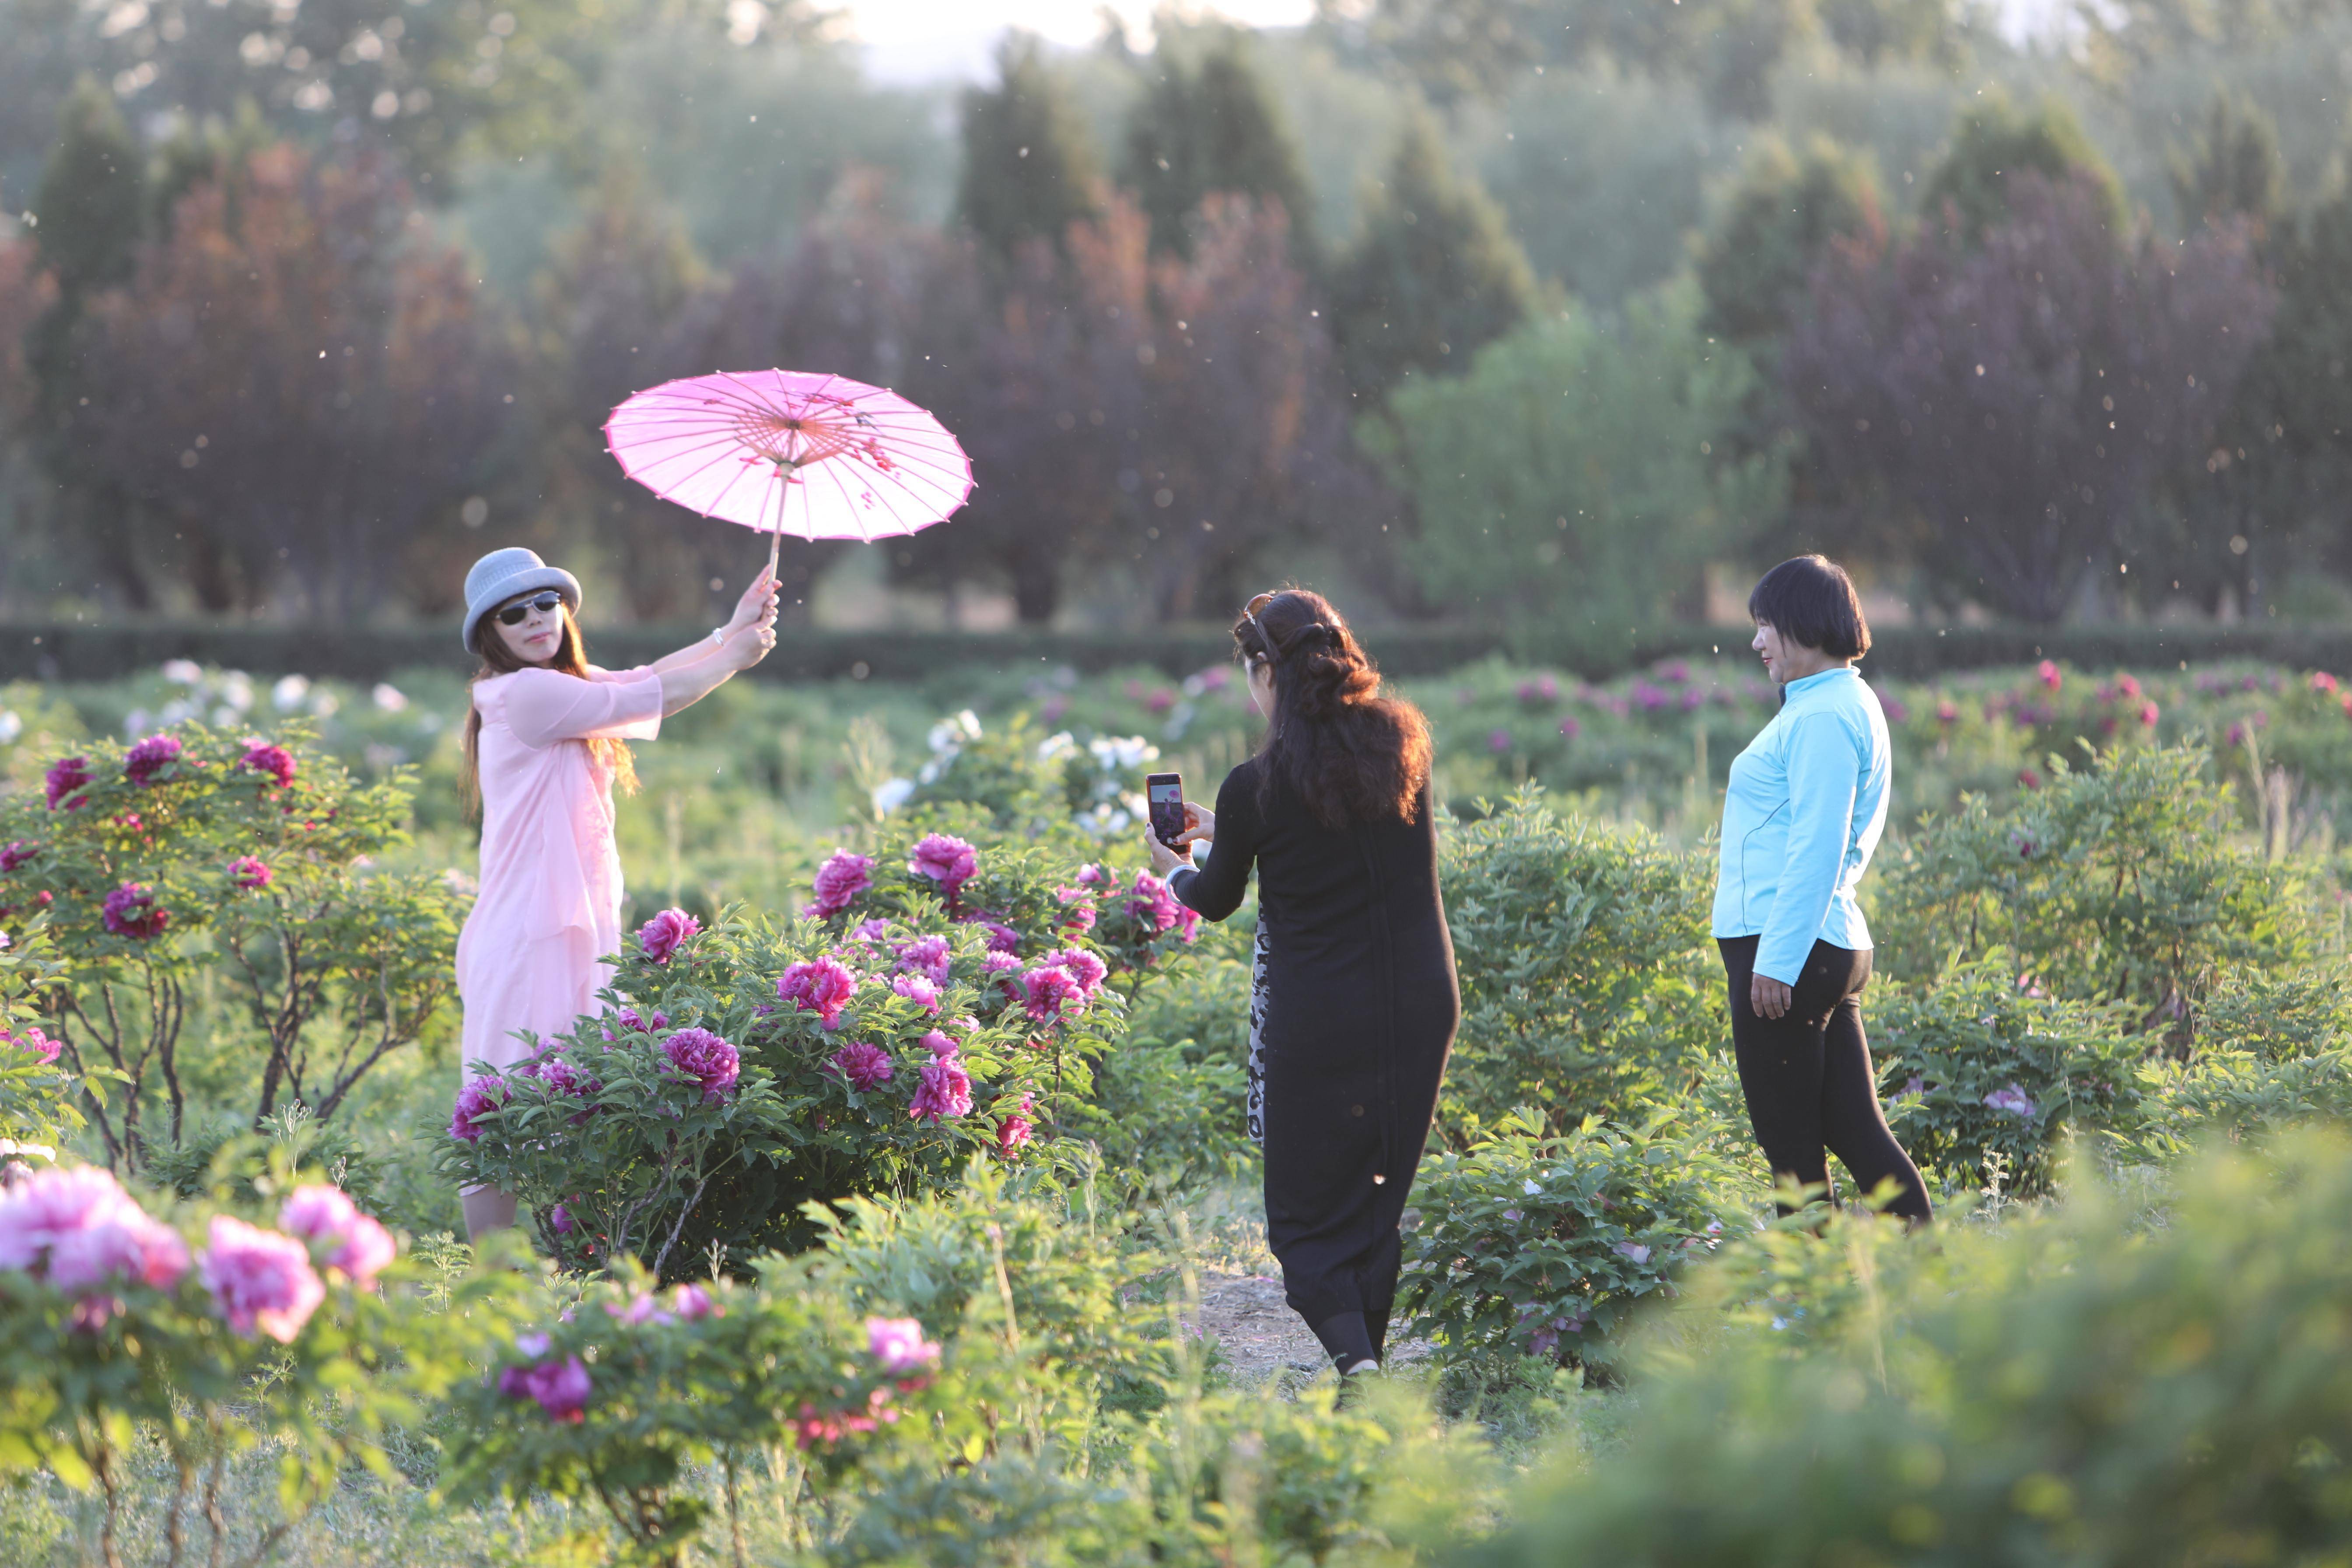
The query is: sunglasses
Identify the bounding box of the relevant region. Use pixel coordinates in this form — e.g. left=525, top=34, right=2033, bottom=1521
left=496, top=591, right=565, bottom=626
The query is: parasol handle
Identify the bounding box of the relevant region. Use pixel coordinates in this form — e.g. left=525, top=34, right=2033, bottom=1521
left=763, top=462, right=788, bottom=586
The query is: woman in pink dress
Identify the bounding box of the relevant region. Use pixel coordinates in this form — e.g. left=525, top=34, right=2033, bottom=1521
left=452, top=546, right=778, bottom=1237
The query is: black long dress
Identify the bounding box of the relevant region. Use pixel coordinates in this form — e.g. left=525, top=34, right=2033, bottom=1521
left=1169, top=757, right=1459, bottom=1335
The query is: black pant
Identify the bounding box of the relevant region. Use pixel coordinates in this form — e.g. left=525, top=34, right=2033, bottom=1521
left=1718, top=935, right=1931, bottom=1222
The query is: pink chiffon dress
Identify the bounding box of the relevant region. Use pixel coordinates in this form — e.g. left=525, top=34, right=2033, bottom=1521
left=455, top=664, right=664, bottom=1087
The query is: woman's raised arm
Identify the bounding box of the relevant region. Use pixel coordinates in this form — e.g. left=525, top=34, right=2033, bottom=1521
left=647, top=569, right=780, bottom=677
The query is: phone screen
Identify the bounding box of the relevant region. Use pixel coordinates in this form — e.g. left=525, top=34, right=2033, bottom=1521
left=1147, top=773, right=1186, bottom=846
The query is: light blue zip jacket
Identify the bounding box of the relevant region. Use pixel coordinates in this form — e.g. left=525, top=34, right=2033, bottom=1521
left=1711, top=665, right=1890, bottom=986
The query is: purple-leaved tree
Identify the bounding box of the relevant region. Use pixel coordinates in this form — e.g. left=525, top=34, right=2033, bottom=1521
left=1785, top=170, right=2275, bottom=622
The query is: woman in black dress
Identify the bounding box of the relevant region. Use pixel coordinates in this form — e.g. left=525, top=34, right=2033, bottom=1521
left=1146, top=588, right=1458, bottom=1377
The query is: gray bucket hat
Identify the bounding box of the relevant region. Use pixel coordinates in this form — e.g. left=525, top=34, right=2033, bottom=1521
left=462, top=547, right=582, bottom=654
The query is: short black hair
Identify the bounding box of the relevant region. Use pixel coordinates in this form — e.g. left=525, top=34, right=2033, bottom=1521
left=1747, top=555, right=1871, bottom=659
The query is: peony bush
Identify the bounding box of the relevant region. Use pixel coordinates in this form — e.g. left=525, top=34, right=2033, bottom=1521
left=0, top=722, right=465, bottom=1169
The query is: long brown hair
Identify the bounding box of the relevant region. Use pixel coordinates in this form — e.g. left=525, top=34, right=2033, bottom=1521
left=461, top=604, right=640, bottom=814
left=1233, top=588, right=1431, bottom=829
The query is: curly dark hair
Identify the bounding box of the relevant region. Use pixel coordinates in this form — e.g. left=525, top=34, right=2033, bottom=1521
left=1232, top=587, right=1431, bottom=829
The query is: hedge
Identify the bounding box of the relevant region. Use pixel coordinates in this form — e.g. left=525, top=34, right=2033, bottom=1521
left=6, top=618, right=2352, bottom=686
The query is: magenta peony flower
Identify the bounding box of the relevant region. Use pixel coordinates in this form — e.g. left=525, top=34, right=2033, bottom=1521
left=894, top=935, right=953, bottom=985
left=852, top=918, right=892, bottom=942
left=279, top=1184, right=396, bottom=1287
left=909, top=833, right=977, bottom=907
left=1056, top=890, right=1098, bottom=933
left=200, top=1215, right=326, bottom=1342
left=0, top=1166, right=140, bottom=1275
left=637, top=908, right=700, bottom=964
left=1075, top=863, right=1107, bottom=886
left=547, top=1202, right=574, bottom=1235
left=662, top=1027, right=740, bottom=1103
left=44, top=756, right=93, bottom=812
left=601, top=1006, right=668, bottom=1040
left=970, top=918, right=1022, bottom=953
left=1126, top=871, right=1181, bottom=935
left=228, top=855, right=273, bottom=891
left=981, top=951, right=1021, bottom=976
left=893, top=974, right=942, bottom=1013
left=122, top=735, right=183, bottom=787
left=449, top=1076, right=506, bottom=1141
left=1039, top=948, right=1107, bottom=999
left=2037, top=659, right=2062, bottom=692
left=101, top=882, right=169, bottom=941
left=907, top=1054, right=973, bottom=1123
left=671, top=1282, right=721, bottom=1320
left=501, top=1351, right=591, bottom=1422
left=1, top=1024, right=60, bottom=1065
left=810, top=851, right=875, bottom=917
left=866, top=1315, right=941, bottom=1372
left=1173, top=903, right=1201, bottom=944
left=0, top=1166, right=189, bottom=1299
left=830, top=1040, right=894, bottom=1092
left=1021, top=965, right=1086, bottom=1025
left=998, top=1092, right=1035, bottom=1157
left=2139, top=700, right=2160, bottom=728
left=919, top=1029, right=959, bottom=1057
left=779, top=956, right=859, bottom=1029
left=238, top=741, right=297, bottom=787
left=0, top=840, right=35, bottom=873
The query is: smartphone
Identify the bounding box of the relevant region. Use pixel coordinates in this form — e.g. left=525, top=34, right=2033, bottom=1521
left=1146, top=772, right=1186, bottom=847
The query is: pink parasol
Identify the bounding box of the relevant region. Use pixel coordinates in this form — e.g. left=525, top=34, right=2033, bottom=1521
left=603, top=370, right=973, bottom=578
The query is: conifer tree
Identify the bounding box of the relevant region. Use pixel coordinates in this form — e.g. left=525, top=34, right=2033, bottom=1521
left=1123, top=36, right=1316, bottom=261
left=2170, top=94, right=2287, bottom=237
left=955, top=33, right=1101, bottom=266
left=1327, top=113, right=1540, bottom=402
left=1696, top=136, right=1882, bottom=348
left=1919, top=95, right=2125, bottom=241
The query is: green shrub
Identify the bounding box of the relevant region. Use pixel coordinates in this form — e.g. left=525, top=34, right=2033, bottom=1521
left=1397, top=1108, right=1751, bottom=1376
left=0, top=924, right=80, bottom=1158
left=1436, top=788, right=1720, bottom=1140
left=1870, top=959, right=2145, bottom=1198
left=2195, top=962, right=2352, bottom=1059
left=1076, top=947, right=1254, bottom=1192
left=1870, top=743, right=2307, bottom=1023
left=1472, top=1131, right=2352, bottom=1568
left=2125, top=1047, right=2352, bottom=1162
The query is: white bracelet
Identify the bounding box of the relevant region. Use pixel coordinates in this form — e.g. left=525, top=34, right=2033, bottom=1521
left=708, top=627, right=726, bottom=647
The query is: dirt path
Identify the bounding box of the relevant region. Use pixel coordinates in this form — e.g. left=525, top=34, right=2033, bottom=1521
left=1191, top=1270, right=1432, bottom=1386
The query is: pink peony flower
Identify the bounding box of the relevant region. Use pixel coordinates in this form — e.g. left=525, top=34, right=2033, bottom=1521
left=238, top=741, right=297, bottom=787
left=637, top=908, right=700, bottom=964
left=200, top=1215, right=326, bottom=1342
left=892, top=974, right=942, bottom=1013
left=662, top=1027, right=740, bottom=1103
left=907, top=1055, right=972, bottom=1123
left=1126, top=871, right=1181, bottom=935
left=1173, top=903, right=1201, bottom=944
left=2, top=1024, right=60, bottom=1065
left=779, top=956, right=859, bottom=1029
left=919, top=1029, right=959, bottom=1057
left=47, top=1210, right=189, bottom=1295
left=547, top=1202, right=574, bottom=1235
left=1075, top=863, right=1107, bottom=886
left=853, top=918, right=892, bottom=943
left=969, top=917, right=1022, bottom=953
left=102, top=883, right=169, bottom=941
left=998, top=1092, right=1035, bottom=1157
left=279, top=1184, right=396, bottom=1287
left=1984, top=1084, right=2037, bottom=1118
left=2139, top=700, right=2160, bottom=728
left=982, top=951, right=1021, bottom=976
left=894, top=936, right=953, bottom=985
left=449, top=1076, right=505, bottom=1141
left=0, top=1166, right=137, bottom=1274
left=44, top=756, right=93, bottom=812
left=866, top=1316, right=941, bottom=1372
left=1021, top=965, right=1085, bottom=1025
left=122, top=735, right=183, bottom=787
left=0, top=840, right=35, bottom=873
left=228, top=855, right=273, bottom=891
left=672, top=1282, right=722, bottom=1320
left=830, top=1040, right=894, bottom=1092
left=501, top=1351, right=591, bottom=1423
left=810, top=851, right=875, bottom=917
left=909, top=833, right=977, bottom=907
left=2037, top=659, right=2062, bottom=692
left=1040, top=948, right=1107, bottom=999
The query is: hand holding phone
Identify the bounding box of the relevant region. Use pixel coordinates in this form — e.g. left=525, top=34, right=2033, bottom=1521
left=1147, top=772, right=1187, bottom=847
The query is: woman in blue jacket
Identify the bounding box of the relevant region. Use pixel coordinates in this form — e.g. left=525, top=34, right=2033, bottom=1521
left=1715, top=556, right=1930, bottom=1222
